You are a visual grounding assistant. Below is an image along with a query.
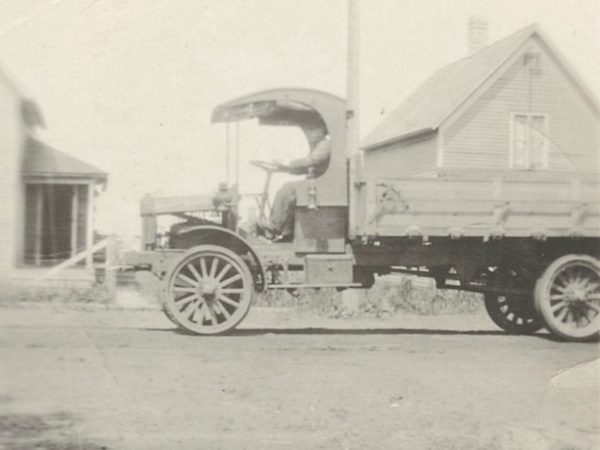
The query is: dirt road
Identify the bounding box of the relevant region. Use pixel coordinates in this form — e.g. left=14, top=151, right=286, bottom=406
left=1, top=305, right=598, bottom=449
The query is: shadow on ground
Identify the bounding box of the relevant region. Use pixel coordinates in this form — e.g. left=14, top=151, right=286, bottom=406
left=0, top=412, right=107, bottom=450
left=142, top=326, right=569, bottom=341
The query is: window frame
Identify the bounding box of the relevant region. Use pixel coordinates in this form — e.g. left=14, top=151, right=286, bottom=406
left=523, top=50, right=542, bottom=74
left=509, top=112, right=550, bottom=170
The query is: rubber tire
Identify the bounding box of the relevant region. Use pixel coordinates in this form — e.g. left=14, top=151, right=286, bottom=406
left=534, top=254, right=600, bottom=342
left=160, top=297, right=181, bottom=328
left=161, top=245, right=254, bottom=335
left=484, top=293, right=543, bottom=334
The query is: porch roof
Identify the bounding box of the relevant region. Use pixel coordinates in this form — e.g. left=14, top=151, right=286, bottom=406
left=23, top=137, right=107, bottom=183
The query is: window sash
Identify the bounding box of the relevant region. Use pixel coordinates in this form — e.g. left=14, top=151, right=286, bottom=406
left=510, top=113, right=548, bottom=169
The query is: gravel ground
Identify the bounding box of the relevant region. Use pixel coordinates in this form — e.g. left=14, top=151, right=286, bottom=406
left=0, top=304, right=598, bottom=449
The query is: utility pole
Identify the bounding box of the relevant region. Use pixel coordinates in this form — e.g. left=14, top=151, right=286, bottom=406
left=346, top=0, right=360, bottom=158
left=346, top=0, right=360, bottom=236
left=343, top=0, right=361, bottom=313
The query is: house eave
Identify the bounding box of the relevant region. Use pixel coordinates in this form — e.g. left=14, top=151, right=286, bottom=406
left=362, top=128, right=436, bottom=151
left=23, top=172, right=108, bottom=185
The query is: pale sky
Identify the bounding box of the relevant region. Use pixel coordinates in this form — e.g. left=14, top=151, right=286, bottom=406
left=1, top=0, right=598, bottom=236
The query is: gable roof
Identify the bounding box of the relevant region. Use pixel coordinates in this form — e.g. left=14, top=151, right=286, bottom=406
left=0, top=62, right=45, bottom=129
left=361, top=23, right=599, bottom=150
left=0, top=62, right=26, bottom=98
left=23, top=137, right=107, bottom=182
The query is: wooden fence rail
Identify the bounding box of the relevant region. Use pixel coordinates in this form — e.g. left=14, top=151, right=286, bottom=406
left=34, top=236, right=119, bottom=294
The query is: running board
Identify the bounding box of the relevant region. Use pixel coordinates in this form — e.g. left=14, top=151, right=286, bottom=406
left=267, top=283, right=362, bottom=290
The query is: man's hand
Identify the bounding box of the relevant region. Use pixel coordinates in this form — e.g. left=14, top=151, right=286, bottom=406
left=273, top=159, right=290, bottom=172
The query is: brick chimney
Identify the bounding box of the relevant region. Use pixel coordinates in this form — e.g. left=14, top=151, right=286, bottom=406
left=468, top=16, right=489, bottom=55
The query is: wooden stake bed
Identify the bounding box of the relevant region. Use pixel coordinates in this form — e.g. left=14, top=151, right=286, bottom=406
left=353, top=172, right=599, bottom=239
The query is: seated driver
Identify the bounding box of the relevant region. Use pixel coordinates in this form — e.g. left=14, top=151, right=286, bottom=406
left=258, top=119, right=330, bottom=240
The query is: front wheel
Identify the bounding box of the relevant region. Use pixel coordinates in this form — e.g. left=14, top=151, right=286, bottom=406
left=534, top=254, right=600, bottom=342
left=162, top=245, right=254, bottom=335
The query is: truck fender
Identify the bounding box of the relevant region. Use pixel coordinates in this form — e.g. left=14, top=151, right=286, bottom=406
left=170, top=225, right=266, bottom=292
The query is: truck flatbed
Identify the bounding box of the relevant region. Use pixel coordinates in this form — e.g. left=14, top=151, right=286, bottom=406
left=355, top=170, right=599, bottom=239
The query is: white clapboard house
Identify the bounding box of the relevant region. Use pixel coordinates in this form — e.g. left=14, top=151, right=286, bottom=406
left=0, top=66, right=107, bottom=287
left=362, top=23, right=599, bottom=178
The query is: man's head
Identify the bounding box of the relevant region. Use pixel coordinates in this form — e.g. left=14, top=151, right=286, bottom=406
left=304, top=120, right=328, bottom=145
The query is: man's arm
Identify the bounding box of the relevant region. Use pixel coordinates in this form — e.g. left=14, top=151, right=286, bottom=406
left=287, top=139, right=331, bottom=175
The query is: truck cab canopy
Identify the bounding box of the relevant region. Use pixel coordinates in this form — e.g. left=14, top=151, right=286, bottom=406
left=211, top=88, right=348, bottom=207
left=211, top=88, right=343, bottom=129
left=212, top=97, right=318, bottom=128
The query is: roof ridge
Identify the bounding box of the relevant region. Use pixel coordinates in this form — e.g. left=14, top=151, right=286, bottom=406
left=362, top=23, right=542, bottom=149
left=457, top=22, right=538, bottom=64
left=430, top=23, right=539, bottom=130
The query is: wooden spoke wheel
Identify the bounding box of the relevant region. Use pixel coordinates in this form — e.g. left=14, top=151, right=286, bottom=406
left=534, top=255, right=600, bottom=342
left=162, top=245, right=254, bottom=335
left=484, top=293, right=543, bottom=334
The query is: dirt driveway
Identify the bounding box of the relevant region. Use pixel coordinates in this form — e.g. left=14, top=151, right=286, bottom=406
left=0, top=305, right=598, bottom=449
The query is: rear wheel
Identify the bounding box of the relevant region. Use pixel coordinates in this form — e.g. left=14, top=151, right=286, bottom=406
left=484, top=293, right=543, bottom=334
left=162, top=245, right=254, bottom=335
left=534, top=254, right=600, bottom=342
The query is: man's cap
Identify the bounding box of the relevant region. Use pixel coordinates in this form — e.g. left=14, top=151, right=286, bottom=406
left=302, top=115, right=327, bottom=131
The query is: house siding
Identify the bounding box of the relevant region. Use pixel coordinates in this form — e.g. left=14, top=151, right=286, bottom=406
left=442, top=36, right=599, bottom=172
left=0, top=81, right=23, bottom=275
left=363, top=133, right=438, bottom=178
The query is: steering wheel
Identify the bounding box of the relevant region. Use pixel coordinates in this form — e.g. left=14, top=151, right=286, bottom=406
left=250, top=160, right=280, bottom=172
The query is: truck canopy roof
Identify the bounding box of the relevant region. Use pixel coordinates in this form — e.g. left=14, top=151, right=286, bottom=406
left=211, top=88, right=344, bottom=133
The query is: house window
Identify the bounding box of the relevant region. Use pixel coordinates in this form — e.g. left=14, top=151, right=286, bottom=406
left=510, top=113, right=548, bottom=169
left=524, top=51, right=542, bottom=74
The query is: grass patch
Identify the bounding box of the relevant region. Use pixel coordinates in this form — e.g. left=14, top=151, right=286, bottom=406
left=134, top=273, right=482, bottom=317
left=0, top=282, right=114, bottom=306
left=10, top=271, right=481, bottom=317
left=254, top=275, right=483, bottom=318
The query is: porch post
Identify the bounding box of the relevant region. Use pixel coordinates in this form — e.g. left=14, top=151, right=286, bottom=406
left=85, top=183, right=94, bottom=270
left=105, top=234, right=118, bottom=298
left=70, top=186, right=79, bottom=258
left=34, top=185, right=43, bottom=266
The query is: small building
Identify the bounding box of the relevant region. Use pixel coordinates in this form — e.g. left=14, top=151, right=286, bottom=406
left=361, top=24, right=600, bottom=178
left=0, top=66, right=107, bottom=286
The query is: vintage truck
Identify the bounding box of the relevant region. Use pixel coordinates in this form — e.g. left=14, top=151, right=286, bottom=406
left=123, top=88, right=600, bottom=341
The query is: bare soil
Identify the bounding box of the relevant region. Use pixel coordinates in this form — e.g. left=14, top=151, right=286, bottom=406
left=0, top=305, right=598, bottom=449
